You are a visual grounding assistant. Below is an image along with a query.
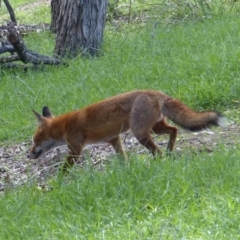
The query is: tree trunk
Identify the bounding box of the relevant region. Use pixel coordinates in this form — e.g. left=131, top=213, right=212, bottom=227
left=50, top=0, right=59, bottom=33
left=51, top=0, right=108, bottom=58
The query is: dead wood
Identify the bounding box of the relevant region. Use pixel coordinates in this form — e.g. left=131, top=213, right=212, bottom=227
left=0, top=22, right=66, bottom=70
left=2, top=0, right=17, bottom=24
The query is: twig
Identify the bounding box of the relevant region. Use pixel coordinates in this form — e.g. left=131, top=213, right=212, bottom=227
left=0, top=22, right=66, bottom=69
left=3, top=0, right=17, bottom=24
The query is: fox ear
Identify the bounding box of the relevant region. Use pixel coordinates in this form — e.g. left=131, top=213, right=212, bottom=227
left=42, top=106, right=53, bottom=118
left=32, top=110, right=44, bottom=126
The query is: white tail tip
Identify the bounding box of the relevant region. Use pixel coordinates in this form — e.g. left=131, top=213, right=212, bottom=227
left=217, top=116, right=231, bottom=127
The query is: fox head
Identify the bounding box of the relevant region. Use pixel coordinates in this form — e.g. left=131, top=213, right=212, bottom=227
left=27, top=106, right=65, bottom=159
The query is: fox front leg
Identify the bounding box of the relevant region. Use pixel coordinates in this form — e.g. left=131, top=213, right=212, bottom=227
left=108, top=136, right=128, bottom=161
left=62, top=142, right=83, bottom=173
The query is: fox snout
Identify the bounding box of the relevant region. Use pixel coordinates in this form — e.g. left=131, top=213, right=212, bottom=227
left=27, top=138, right=65, bottom=159
left=27, top=147, right=43, bottom=159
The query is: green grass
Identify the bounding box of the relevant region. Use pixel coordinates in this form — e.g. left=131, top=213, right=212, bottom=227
left=1, top=0, right=240, bottom=239
left=1, top=13, right=240, bottom=143
left=0, top=0, right=50, bottom=24
left=1, top=148, right=240, bottom=239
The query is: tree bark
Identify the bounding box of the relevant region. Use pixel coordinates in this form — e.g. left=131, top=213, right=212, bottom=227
left=52, top=0, right=108, bottom=58
left=50, top=0, right=59, bottom=33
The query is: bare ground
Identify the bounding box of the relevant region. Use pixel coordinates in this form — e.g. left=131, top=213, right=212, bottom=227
left=0, top=123, right=239, bottom=192
left=1, top=1, right=239, bottom=192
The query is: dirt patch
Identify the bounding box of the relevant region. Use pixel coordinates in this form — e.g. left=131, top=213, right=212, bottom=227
left=0, top=123, right=239, bottom=192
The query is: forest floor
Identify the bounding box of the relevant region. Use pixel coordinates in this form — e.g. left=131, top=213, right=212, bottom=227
left=0, top=123, right=239, bottom=192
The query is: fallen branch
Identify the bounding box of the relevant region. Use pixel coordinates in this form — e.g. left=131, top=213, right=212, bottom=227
left=0, top=40, right=16, bottom=54
left=0, top=22, right=66, bottom=70
left=3, top=0, right=17, bottom=24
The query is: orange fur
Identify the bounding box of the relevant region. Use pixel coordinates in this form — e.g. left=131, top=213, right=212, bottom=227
left=28, top=90, right=225, bottom=171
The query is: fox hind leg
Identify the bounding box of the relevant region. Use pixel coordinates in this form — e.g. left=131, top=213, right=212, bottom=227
left=152, top=118, right=178, bottom=152
left=133, top=131, right=162, bottom=157
left=129, top=96, right=162, bottom=157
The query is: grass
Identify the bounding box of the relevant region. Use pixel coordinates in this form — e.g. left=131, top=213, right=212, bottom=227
left=1, top=14, right=240, bottom=143
left=0, top=0, right=50, bottom=24
left=1, top=0, right=240, bottom=239
left=1, top=148, right=240, bottom=239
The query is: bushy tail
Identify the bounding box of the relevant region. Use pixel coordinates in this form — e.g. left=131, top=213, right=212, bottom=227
left=162, top=98, right=228, bottom=131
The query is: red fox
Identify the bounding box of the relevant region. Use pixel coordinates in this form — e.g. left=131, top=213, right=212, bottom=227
left=28, top=90, right=227, bottom=170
